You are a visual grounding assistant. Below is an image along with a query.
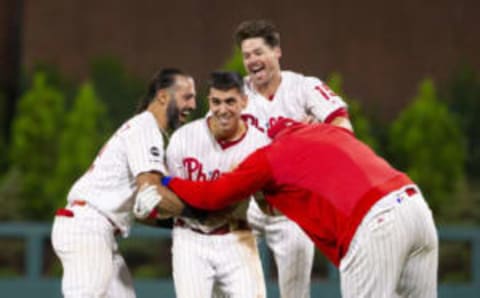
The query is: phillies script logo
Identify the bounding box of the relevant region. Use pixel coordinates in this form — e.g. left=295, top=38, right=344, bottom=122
left=183, top=157, right=221, bottom=181
left=241, top=113, right=287, bottom=132
left=241, top=114, right=265, bottom=132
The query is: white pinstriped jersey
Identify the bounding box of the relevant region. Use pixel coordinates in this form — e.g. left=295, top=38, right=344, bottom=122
left=166, top=118, right=270, bottom=233
left=242, top=70, right=348, bottom=132
left=67, top=111, right=167, bottom=236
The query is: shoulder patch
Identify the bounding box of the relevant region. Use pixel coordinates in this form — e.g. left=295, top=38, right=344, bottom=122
left=150, top=146, right=160, bottom=157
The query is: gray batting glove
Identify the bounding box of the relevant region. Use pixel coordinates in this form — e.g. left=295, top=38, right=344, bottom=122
left=133, top=184, right=162, bottom=219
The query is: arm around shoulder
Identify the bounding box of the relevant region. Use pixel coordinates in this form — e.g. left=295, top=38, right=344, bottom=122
left=168, top=147, right=273, bottom=210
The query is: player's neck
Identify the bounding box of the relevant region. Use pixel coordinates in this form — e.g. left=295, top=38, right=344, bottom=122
left=147, top=104, right=168, bottom=132
left=255, top=71, right=282, bottom=99
left=209, top=117, right=247, bottom=142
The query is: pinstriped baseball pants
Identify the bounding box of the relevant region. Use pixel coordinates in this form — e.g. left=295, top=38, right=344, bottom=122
left=51, top=204, right=135, bottom=298
left=172, top=226, right=266, bottom=298
left=247, top=200, right=314, bottom=298
left=339, top=186, right=438, bottom=298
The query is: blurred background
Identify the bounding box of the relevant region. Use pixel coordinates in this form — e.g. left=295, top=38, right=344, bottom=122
left=0, top=0, right=479, bottom=297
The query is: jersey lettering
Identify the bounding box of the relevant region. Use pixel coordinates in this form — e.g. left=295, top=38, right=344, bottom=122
left=314, top=83, right=337, bottom=100
left=183, top=157, right=221, bottom=181
left=241, top=114, right=265, bottom=132
left=87, top=141, right=109, bottom=173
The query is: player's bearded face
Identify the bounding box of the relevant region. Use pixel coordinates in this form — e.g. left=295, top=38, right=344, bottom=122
left=241, top=38, right=281, bottom=87
left=167, top=77, right=196, bottom=130
left=166, top=97, right=182, bottom=130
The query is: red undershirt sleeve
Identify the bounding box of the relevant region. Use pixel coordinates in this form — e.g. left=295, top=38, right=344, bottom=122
left=169, top=148, right=272, bottom=210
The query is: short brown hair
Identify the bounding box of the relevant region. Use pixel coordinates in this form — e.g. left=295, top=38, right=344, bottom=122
left=234, top=19, right=280, bottom=48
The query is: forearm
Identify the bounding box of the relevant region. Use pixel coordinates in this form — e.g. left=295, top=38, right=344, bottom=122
left=156, top=184, right=186, bottom=216
left=167, top=149, right=272, bottom=210
left=169, top=178, right=254, bottom=210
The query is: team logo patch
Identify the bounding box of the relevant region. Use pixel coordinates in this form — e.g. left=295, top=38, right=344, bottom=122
left=150, top=146, right=160, bottom=157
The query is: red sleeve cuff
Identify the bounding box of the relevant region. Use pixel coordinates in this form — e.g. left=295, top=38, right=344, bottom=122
left=324, top=108, right=349, bottom=124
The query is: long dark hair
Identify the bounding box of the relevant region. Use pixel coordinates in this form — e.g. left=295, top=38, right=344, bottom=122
left=135, top=68, right=186, bottom=113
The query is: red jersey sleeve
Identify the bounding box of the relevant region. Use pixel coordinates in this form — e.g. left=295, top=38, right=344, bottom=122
left=169, top=148, right=272, bottom=210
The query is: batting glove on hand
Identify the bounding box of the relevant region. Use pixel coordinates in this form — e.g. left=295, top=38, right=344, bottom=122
left=133, top=184, right=162, bottom=219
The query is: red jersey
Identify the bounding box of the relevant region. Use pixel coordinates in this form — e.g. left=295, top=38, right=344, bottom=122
left=169, top=121, right=412, bottom=266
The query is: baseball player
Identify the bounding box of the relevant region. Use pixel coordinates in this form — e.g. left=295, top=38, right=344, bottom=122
left=166, top=71, right=268, bottom=298
left=50, top=68, right=196, bottom=298
left=139, top=118, right=439, bottom=298
left=235, top=19, right=353, bottom=298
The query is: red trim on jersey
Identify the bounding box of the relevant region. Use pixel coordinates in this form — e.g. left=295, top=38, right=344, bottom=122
left=217, top=129, right=248, bottom=149
left=267, top=93, right=275, bottom=101
left=323, top=108, right=349, bottom=124
left=55, top=208, right=74, bottom=217
left=207, top=117, right=249, bottom=150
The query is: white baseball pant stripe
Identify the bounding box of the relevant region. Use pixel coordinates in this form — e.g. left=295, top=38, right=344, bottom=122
left=172, top=226, right=266, bottom=298
left=51, top=204, right=135, bottom=298
left=248, top=201, right=313, bottom=298
left=339, top=187, right=438, bottom=298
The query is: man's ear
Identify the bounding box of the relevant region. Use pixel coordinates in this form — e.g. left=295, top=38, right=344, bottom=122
left=274, top=46, right=282, bottom=59
left=155, top=89, right=169, bottom=105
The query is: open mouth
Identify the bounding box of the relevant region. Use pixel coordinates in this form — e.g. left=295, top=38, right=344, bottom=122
left=249, top=64, right=265, bottom=76
left=180, top=109, right=192, bottom=119
left=218, top=116, right=232, bottom=126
